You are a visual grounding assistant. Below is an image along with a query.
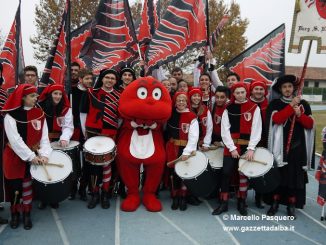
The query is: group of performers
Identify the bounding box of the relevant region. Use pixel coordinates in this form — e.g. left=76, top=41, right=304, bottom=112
left=0, top=60, right=316, bottom=230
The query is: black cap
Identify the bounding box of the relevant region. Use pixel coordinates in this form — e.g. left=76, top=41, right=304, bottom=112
left=272, top=75, right=298, bottom=92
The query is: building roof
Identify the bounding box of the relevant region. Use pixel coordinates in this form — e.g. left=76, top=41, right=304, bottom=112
left=286, top=66, right=326, bottom=80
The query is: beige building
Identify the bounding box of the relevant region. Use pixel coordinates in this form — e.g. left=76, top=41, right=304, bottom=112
left=286, top=66, right=326, bottom=88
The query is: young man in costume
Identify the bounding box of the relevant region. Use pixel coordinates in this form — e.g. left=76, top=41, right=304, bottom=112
left=80, top=68, right=121, bottom=209
left=266, top=75, right=314, bottom=219
left=213, top=82, right=262, bottom=216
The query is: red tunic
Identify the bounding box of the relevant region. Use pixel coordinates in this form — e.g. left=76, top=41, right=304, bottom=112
left=195, top=105, right=209, bottom=142
left=250, top=97, right=268, bottom=147
left=3, top=108, right=45, bottom=179
left=212, top=105, right=226, bottom=142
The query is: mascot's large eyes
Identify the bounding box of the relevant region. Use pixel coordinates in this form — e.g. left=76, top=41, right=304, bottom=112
left=137, top=87, right=148, bottom=99
left=152, top=88, right=162, bottom=100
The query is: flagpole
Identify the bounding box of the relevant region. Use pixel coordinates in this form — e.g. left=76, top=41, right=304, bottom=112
left=15, top=0, right=21, bottom=86
left=66, top=0, right=71, bottom=95
left=285, top=40, right=313, bottom=156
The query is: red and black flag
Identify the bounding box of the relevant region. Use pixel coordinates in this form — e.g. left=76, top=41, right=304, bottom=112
left=71, top=21, right=92, bottom=67
left=79, top=0, right=138, bottom=75
left=145, top=0, right=207, bottom=73
left=0, top=0, right=25, bottom=91
left=40, top=0, right=69, bottom=87
left=209, top=13, right=229, bottom=51
left=224, top=24, right=285, bottom=85
left=137, top=0, right=159, bottom=58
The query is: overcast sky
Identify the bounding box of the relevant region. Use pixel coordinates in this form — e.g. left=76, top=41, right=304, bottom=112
left=0, top=0, right=325, bottom=73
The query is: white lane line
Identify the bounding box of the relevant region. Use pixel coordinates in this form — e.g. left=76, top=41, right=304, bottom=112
left=51, top=209, right=70, bottom=245
left=158, top=212, right=200, bottom=245
left=298, top=209, right=326, bottom=230
left=249, top=208, right=321, bottom=245
left=0, top=223, right=8, bottom=234
left=203, top=200, right=240, bottom=245
left=115, top=197, right=120, bottom=245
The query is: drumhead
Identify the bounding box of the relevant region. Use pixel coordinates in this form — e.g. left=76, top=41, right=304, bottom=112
left=30, top=150, right=72, bottom=184
left=239, top=147, right=273, bottom=178
left=84, top=136, right=115, bottom=155
left=51, top=140, right=80, bottom=150
left=204, top=147, right=224, bottom=169
left=175, top=151, right=208, bottom=179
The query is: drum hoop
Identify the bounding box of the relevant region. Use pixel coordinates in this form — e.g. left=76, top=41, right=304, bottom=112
left=30, top=150, right=73, bottom=184
left=51, top=141, right=80, bottom=151
left=175, top=154, right=208, bottom=179
left=83, top=145, right=116, bottom=155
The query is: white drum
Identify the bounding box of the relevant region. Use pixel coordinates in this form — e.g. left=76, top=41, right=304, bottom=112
left=83, top=136, right=116, bottom=166
left=30, top=150, right=73, bottom=203
left=175, top=151, right=217, bottom=197
left=239, top=147, right=274, bottom=178
left=204, top=147, right=224, bottom=169
left=51, top=140, right=80, bottom=151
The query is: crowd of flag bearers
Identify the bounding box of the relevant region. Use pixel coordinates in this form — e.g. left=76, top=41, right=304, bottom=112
left=0, top=60, right=319, bottom=230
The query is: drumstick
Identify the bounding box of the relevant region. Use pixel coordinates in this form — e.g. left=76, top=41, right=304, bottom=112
left=42, top=163, right=52, bottom=181
left=45, top=163, right=64, bottom=168
left=239, top=157, right=268, bottom=165
left=167, top=151, right=196, bottom=167
left=13, top=191, right=19, bottom=206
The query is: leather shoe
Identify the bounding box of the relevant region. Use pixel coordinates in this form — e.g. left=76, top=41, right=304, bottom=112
left=23, top=212, right=32, bottom=230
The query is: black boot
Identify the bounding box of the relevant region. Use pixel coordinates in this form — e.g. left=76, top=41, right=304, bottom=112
left=186, top=195, right=201, bottom=206
left=68, top=181, right=78, bottom=200
left=101, top=191, right=110, bottom=209
left=23, top=212, right=32, bottom=230
left=10, top=213, right=19, bottom=229
left=255, top=193, right=264, bottom=209
left=212, top=200, right=228, bottom=215
left=238, top=199, right=248, bottom=216
left=267, top=200, right=279, bottom=216
left=78, top=187, right=87, bottom=201
left=179, top=197, right=187, bottom=211
left=171, top=197, right=179, bottom=210
left=87, top=192, right=100, bottom=209
left=0, top=216, right=8, bottom=224
left=287, top=204, right=296, bottom=219
left=50, top=203, right=59, bottom=209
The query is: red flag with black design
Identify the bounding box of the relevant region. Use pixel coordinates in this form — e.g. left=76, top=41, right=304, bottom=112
left=137, top=0, right=159, bottom=58
left=224, top=24, right=285, bottom=85
left=0, top=0, right=25, bottom=91
left=79, top=0, right=138, bottom=75
left=71, top=21, right=91, bottom=67
left=145, top=0, right=207, bottom=73
left=40, top=0, right=69, bottom=86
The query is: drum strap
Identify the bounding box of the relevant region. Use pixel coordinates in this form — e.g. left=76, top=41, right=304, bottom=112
left=169, top=138, right=188, bottom=147
left=233, top=139, right=249, bottom=145
left=48, top=132, right=61, bottom=139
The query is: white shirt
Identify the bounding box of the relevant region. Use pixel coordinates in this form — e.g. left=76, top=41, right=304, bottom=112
left=221, top=101, right=262, bottom=152
left=59, top=108, right=74, bottom=142
left=182, top=117, right=200, bottom=156
left=4, top=109, right=52, bottom=161
left=202, top=110, right=213, bottom=147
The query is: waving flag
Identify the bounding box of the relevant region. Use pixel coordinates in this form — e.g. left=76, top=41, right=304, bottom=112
left=80, top=0, right=138, bottom=75
left=145, top=0, right=207, bottom=73
left=137, top=0, right=159, bottom=58
left=71, top=21, right=92, bottom=67
left=209, top=13, right=229, bottom=51
left=0, top=0, right=24, bottom=91
left=224, top=24, right=285, bottom=85
left=40, top=0, right=69, bottom=86
left=289, top=0, right=326, bottom=53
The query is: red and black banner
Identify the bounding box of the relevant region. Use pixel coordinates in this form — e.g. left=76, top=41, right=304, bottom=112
left=145, top=0, right=207, bottom=73
left=224, top=24, right=285, bottom=85
left=209, top=14, right=229, bottom=51
left=71, top=21, right=92, bottom=67
left=0, top=0, right=25, bottom=91
left=40, top=0, right=69, bottom=86
left=79, top=0, right=138, bottom=75
left=137, top=0, right=159, bottom=58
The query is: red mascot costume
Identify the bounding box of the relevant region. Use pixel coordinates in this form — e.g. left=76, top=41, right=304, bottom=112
left=117, top=76, right=172, bottom=212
